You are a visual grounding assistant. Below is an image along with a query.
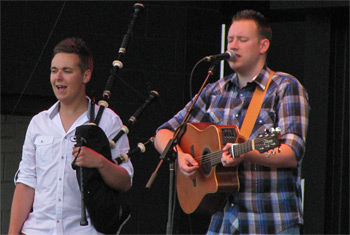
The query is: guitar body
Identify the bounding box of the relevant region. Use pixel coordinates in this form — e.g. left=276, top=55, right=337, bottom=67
left=176, top=123, right=240, bottom=214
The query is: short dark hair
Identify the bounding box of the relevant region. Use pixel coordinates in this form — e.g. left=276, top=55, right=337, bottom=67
left=53, top=37, right=93, bottom=73
left=232, top=10, right=272, bottom=42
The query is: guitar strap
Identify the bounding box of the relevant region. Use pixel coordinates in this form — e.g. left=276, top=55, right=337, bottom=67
left=239, top=70, right=275, bottom=139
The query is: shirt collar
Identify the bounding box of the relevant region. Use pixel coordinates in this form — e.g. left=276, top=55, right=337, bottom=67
left=253, top=66, right=272, bottom=91
left=223, top=74, right=238, bottom=91
left=224, top=65, right=272, bottom=91
left=47, top=96, right=92, bottom=120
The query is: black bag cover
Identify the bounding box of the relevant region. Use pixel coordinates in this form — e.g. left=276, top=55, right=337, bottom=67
left=74, top=124, right=130, bottom=234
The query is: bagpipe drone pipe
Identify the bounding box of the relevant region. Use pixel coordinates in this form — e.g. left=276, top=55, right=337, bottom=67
left=70, top=3, right=157, bottom=234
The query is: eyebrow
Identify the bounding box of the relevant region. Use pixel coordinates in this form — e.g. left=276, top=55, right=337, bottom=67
left=50, top=66, right=74, bottom=72
left=227, top=35, right=250, bottom=40
left=50, top=66, right=73, bottom=69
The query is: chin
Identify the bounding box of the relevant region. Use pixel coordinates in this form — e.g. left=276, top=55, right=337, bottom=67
left=55, top=96, right=67, bottom=103
left=229, top=64, right=240, bottom=72
left=228, top=61, right=238, bottom=69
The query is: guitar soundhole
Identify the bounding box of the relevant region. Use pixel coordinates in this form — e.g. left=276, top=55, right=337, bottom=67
left=201, top=148, right=212, bottom=176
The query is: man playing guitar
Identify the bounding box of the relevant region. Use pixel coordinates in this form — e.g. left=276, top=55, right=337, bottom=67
left=154, top=10, right=310, bottom=235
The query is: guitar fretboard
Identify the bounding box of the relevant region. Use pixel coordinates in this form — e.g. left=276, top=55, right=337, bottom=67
left=203, top=140, right=252, bottom=166
left=231, top=140, right=253, bottom=158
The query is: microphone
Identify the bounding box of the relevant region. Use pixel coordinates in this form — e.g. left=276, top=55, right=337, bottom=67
left=128, top=90, right=159, bottom=124
left=205, top=50, right=236, bottom=63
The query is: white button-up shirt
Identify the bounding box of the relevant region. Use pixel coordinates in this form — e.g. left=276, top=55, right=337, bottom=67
left=16, top=100, right=133, bottom=235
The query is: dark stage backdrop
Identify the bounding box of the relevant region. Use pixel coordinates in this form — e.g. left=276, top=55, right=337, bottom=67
left=1, top=1, right=348, bottom=234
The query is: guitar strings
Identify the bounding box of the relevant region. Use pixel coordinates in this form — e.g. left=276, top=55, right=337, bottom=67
left=192, top=150, right=226, bottom=165
left=191, top=142, right=251, bottom=165
left=186, top=135, right=276, bottom=166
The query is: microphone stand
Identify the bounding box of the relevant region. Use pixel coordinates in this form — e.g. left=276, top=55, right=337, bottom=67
left=146, top=63, right=218, bottom=235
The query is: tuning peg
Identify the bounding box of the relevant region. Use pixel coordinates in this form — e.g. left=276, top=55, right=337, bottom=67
left=265, top=152, right=271, bottom=158
left=275, top=127, right=281, bottom=132
left=278, top=148, right=281, bottom=153
left=272, top=150, right=276, bottom=155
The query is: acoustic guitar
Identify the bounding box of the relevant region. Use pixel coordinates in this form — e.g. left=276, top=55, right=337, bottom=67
left=176, top=122, right=281, bottom=214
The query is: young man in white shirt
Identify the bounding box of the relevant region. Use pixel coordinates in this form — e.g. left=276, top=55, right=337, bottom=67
left=9, top=37, right=133, bottom=234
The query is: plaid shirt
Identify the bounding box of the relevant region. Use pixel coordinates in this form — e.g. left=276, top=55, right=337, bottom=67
left=157, top=66, right=310, bottom=234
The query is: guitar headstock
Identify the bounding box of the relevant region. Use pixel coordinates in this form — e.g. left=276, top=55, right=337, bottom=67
left=254, top=127, right=281, bottom=154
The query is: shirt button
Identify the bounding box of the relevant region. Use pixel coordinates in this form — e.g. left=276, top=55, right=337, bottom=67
left=59, top=178, right=62, bottom=181
left=58, top=198, right=61, bottom=202
left=240, top=93, right=243, bottom=97
left=61, top=156, right=64, bottom=160
left=57, top=220, right=60, bottom=223
left=259, top=119, right=263, bottom=123
left=235, top=114, right=239, bottom=118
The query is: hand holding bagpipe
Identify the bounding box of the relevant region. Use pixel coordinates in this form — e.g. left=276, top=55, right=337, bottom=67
left=72, top=104, right=157, bottom=232
left=72, top=123, right=126, bottom=233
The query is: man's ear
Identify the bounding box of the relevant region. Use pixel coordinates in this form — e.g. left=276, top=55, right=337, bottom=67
left=260, top=38, right=270, bottom=54
left=83, top=69, right=92, bottom=84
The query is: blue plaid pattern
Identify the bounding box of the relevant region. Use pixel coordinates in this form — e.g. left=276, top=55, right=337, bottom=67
left=157, top=66, right=310, bottom=234
left=207, top=203, right=239, bottom=235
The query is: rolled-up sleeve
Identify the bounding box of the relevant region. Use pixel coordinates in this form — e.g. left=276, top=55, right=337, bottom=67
left=278, top=76, right=310, bottom=162
left=15, top=119, right=37, bottom=189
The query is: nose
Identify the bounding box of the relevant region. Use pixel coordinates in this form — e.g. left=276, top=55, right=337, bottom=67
left=227, top=38, right=238, bottom=51
left=51, top=70, right=63, bottom=81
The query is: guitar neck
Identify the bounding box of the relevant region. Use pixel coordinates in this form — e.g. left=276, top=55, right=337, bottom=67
left=185, top=123, right=280, bottom=169
left=231, top=140, right=254, bottom=159
left=210, top=141, right=253, bottom=166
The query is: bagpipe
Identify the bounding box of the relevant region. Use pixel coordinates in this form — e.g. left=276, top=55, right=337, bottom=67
left=71, top=3, right=156, bottom=234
